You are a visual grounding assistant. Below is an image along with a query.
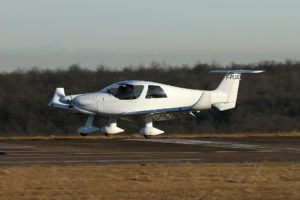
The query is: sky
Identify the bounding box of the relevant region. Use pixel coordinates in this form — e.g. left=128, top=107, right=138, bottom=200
left=0, top=0, right=300, bottom=71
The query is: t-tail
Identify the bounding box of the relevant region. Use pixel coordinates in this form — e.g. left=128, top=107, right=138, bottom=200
left=193, top=70, right=264, bottom=111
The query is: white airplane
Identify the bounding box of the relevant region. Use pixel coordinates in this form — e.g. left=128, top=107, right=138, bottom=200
left=49, top=70, right=264, bottom=138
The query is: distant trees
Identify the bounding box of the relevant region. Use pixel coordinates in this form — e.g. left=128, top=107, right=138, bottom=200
left=0, top=60, right=299, bottom=136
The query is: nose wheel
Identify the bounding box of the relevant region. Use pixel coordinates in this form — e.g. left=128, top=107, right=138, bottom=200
left=79, top=133, right=88, bottom=136
left=77, top=115, right=100, bottom=136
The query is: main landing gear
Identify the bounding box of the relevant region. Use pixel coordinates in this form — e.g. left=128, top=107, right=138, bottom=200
left=77, top=115, right=164, bottom=139
left=143, top=134, right=152, bottom=139
left=140, top=116, right=164, bottom=139
left=101, top=117, right=124, bottom=136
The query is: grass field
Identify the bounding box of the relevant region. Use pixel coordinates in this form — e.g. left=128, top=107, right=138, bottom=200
left=1, top=162, right=300, bottom=200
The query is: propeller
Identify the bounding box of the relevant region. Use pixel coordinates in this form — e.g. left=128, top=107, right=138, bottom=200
left=59, top=95, right=74, bottom=108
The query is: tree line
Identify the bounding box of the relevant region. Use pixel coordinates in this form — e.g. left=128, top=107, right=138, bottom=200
left=0, top=60, right=299, bottom=136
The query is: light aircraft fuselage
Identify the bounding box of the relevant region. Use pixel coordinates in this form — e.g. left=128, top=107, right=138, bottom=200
left=49, top=70, right=264, bottom=138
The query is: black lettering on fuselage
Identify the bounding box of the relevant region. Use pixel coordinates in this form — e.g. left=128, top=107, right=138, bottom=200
left=226, top=74, right=241, bottom=80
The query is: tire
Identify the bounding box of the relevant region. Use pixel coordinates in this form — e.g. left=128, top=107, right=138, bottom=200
left=144, top=135, right=152, bottom=139
left=104, top=133, right=111, bottom=137
left=79, top=133, right=88, bottom=136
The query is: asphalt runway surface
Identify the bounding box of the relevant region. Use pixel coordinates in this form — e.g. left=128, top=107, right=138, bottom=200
left=1, top=137, right=300, bottom=166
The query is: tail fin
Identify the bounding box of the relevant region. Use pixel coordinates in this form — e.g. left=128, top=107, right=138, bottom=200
left=210, top=70, right=264, bottom=111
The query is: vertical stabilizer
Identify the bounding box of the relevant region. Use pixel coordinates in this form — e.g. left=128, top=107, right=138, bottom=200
left=210, top=70, right=264, bottom=111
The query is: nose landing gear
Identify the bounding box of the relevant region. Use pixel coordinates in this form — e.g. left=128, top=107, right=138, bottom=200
left=78, top=115, right=100, bottom=136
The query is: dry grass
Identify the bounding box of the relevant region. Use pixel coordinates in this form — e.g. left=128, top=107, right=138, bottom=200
left=1, top=132, right=300, bottom=141
left=1, top=162, right=300, bottom=200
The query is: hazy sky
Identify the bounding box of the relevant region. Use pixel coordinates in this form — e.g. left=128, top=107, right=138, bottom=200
left=1, top=0, right=300, bottom=71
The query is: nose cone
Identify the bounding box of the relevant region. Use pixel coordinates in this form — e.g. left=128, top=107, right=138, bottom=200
left=59, top=96, right=72, bottom=104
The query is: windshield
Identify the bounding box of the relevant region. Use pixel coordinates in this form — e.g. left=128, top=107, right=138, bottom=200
left=106, top=84, right=144, bottom=100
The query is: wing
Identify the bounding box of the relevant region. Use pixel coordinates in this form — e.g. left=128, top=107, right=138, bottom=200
left=120, top=106, right=192, bottom=121
left=121, top=106, right=192, bottom=116
left=151, top=111, right=190, bottom=121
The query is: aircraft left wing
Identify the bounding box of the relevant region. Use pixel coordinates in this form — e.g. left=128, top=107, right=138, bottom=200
left=121, top=106, right=192, bottom=121
left=121, top=106, right=192, bottom=116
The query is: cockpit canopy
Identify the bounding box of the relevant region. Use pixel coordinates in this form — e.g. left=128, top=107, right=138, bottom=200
left=105, top=83, right=144, bottom=100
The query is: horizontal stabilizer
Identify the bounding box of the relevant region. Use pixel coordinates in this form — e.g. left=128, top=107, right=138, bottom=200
left=209, top=70, right=265, bottom=74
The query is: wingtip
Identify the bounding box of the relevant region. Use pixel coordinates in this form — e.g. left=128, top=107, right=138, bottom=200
left=252, top=70, right=265, bottom=73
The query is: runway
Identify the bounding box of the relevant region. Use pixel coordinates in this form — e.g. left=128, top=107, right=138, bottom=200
left=1, top=137, right=300, bottom=166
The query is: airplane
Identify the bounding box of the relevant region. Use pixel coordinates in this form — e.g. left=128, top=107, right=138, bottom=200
left=49, top=69, right=264, bottom=138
